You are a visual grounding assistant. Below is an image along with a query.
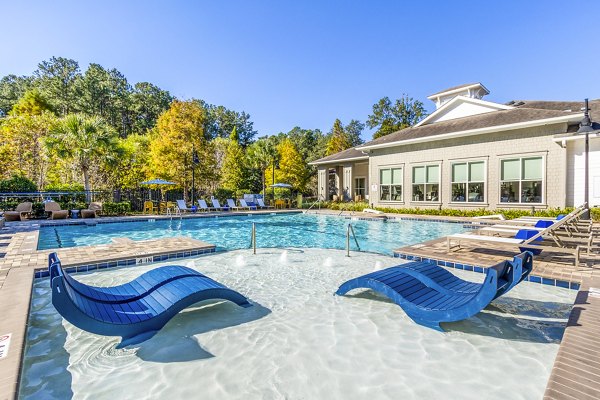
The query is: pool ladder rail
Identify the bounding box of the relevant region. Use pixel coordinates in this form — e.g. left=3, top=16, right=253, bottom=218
left=249, top=221, right=361, bottom=257
left=346, top=223, right=360, bottom=257
left=303, top=195, right=323, bottom=214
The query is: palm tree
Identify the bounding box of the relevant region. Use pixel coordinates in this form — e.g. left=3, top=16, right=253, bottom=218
left=47, top=114, right=117, bottom=202
left=247, top=137, right=277, bottom=196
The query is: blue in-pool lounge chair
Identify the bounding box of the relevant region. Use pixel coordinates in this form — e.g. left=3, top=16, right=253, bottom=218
left=48, top=253, right=252, bottom=347
left=335, top=252, right=533, bottom=331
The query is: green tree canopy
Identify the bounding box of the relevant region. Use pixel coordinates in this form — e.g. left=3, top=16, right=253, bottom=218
left=9, top=89, right=53, bottom=116
left=220, top=129, right=250, bottom=194
left=0, top=111, right=56, bottom=187
left=0, top=75, right=33, bottom=117
left=46, top=114, right=118, bottom=201
left=196, top=100, right=257, bottom=146
left=0, top=174, right=37, bottom=192
left=34, top=57, right=81, bottom=116
left=367, top=95, right=427, bottom=139
left=247, top=136, right=278, bottom=194
left=326, top=119, right=353, bottom=156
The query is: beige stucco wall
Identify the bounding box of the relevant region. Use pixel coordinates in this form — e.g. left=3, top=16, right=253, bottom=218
left=367, top=123, right=568, bottom=210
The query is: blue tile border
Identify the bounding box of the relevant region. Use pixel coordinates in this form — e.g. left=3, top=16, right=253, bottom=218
left=33, top=247, right=216, bottom=279
left=393, top=251, right=580, bottom=290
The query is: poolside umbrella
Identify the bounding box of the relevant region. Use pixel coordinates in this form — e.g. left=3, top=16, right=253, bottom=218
left=269, top=183, right=293, bottom=188
left=269, top=183, right=293, bottom=206
left=140, top=179, right=176, bottom=201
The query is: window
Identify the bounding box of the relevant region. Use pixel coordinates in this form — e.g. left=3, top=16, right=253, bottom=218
left=451, top=161, right=485, bottom=202
left=355, top=177, right=366, bottom=200
left=500, top=157, right=543, bottom=203
left=412, top=165, right=439, bottom=202
left=379, top=167, right=402, bottom=201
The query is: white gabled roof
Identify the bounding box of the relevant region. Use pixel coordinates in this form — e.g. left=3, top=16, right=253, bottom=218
left=416, top=96, right=514, bottom=127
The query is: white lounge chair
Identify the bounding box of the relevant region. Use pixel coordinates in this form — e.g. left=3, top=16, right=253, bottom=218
left=197, top=199, right=213, bottom=212
left=226, top=199, right=240, bottom=211
left=447, top=207, right=591, bottom=266
left=212, top=199, right=228, bottom=211
left=239, top=199, right=257, bottom=210
left=257, top=198, right=273, bottom=209
left=176, top=200, right=194, bottom=214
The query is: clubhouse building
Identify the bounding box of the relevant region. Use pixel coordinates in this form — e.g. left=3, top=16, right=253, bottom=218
left=310, top=83, right=600, bottom=210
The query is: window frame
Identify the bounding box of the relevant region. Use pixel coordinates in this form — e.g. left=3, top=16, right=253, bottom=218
left=499, top=155, right=545, bottom=205
left=450, top=160, right=487, bottom=204
left=411, top=163, right=441, bottom=203
left=354, top=176, right=366, bottom=198
left=378, top=166, right=403, bottom=202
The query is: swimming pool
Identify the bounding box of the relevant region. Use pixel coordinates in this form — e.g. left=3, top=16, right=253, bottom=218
left=37, top=213, right=470, bottom=255
left=20, top=249, right=576, bottom=399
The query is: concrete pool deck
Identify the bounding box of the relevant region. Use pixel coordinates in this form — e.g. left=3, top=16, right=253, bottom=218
left=0, top=209, right=598, bottom=399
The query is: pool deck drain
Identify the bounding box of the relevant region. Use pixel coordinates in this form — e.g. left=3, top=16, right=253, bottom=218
left=0, top=211, right=599, bottom=399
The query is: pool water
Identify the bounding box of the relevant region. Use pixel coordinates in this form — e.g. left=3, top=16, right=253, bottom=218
left=37, top=213, right=470, bottom=255
left=20, top=249, right=576, bottom=400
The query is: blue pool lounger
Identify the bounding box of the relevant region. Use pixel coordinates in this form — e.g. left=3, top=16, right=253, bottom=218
left=48, top=253, right=252, bottom=347
left=335, top=252, right=533, bottom=331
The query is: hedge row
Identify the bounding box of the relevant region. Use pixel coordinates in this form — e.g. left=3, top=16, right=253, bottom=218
left=304, top=201, right=598, bottom=221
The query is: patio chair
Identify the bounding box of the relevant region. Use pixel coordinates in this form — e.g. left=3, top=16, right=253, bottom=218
left=81, top=202, right=102, bottom=218
left=239, top=199, right=257, bottom=210
left=257, top=198, right=274, bottom=209
left=45, top=201, right=69, bottom=220
left=143, top=201, right=157, bottom=214
left=176, top=200, right=194, bottom=213
left=212, top=199, right=229, bottom=211
left=197, top=199, right=213, bottom=212
left=3, top=202, right=33, bottom=221
left=226, top=199, right=240, bottom=211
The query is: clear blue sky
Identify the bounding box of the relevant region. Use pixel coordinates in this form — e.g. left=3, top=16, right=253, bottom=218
left=2, top=0, right=600, bottom=141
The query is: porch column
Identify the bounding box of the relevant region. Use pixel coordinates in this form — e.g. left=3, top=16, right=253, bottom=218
left=335, top=166, right=343, bottom=200
left=317, top=167, right=329, bottom=201
left=343, top=165, right=353, bottom=201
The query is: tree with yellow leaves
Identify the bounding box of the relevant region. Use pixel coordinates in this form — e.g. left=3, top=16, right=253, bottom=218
left=147, top=100, right=216, bottom=198
left=274, top=138, right=309, bottom=192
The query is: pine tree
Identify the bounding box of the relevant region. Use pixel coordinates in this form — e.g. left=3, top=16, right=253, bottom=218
left=326, top=119, right=352, bottom=155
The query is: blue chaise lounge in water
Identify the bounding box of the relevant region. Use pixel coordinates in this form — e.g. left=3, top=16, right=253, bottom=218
left=335, top=252, right=533, bottom=331
left=48, top=253, right=252, bottom=347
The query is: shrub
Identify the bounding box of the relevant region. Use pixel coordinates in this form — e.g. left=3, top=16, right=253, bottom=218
left=213, top=188, right=235, bottom=202
left=0, top=174, right=37, bottom=193
left=45, top=183, right=85, bottom=192
left=102, top=202, right=131, bottom=216
left=308, top=201, right=583, bottom=220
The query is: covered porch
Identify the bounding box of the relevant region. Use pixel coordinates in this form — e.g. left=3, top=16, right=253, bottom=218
left=309, top=148, right=369, bottom=202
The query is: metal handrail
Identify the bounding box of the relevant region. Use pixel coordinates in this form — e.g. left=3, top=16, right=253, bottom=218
left=304, top=195, right=323, bottom=214
left=251, top=222, right=257, bottom=254
left=346, top=223, right=361, bottom=256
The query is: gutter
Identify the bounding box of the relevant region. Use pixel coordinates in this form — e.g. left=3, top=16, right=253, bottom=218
left=356, top=113, right=583, bottom=151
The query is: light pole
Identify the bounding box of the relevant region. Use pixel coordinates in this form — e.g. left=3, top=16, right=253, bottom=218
left=191, top=145, right=199, bottom=205
left=577, top=99, right=597, bottom=219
